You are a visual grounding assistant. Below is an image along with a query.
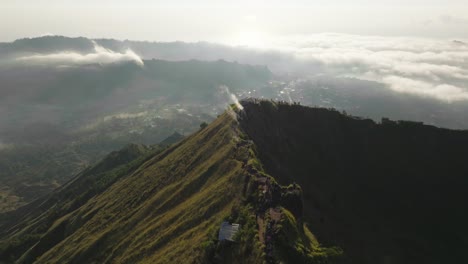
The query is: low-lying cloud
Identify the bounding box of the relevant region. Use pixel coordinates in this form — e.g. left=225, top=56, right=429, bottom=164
left=15, top=41, right=144, bottom=66
left=218, top=85, right=244, bottom=110
left=244, top=33, right=468, bottom=102
left=103, top=111, right=148, bottom=121
left=0, top=141, right=13, bottom=150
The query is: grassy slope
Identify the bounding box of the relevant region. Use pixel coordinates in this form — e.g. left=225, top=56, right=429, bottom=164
left=9, top=112, right=254, bottom=263
left=1, top=103, right=350, bottom=264
left=0, top=143, right=158, bottom=261
left=6, top=99, right=468, bottom=263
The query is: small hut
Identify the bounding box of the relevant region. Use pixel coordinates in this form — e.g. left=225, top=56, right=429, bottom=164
left=218, top=221, right=240, bottom=242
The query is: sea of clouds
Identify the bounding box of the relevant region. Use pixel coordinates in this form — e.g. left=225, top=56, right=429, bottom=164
left=258, top=33, right=468, bottom=102
left=7, top=33, right=468, bottom=103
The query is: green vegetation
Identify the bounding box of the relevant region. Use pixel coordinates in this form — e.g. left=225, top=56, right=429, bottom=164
left=0, top=57, right=272, bottom=213
left=0, top=124, right=189, bottom=213
left=1, top=104, right=337, bottom=264
left=200, top=122, right=209, bottom=130
left=0, top=111, right=258, bottom=263
left=200, top=204, right=264, bottom=264
left=0, top=143, right=159, bottom=262
left=3, top=100, right=468, bottom=263
left=274, top=207, right=343, bottom=264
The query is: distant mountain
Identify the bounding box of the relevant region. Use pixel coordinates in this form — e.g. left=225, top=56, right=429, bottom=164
left=0, top=36, right=95, bottom=60
left=0, top=57, right=272, bottom=212
left=452, top=40, right=467, bottom=46
left=0, top=59, right=271, bottom=131
left=2, top=36, right=467, bottom=130
left=2, top=100, right=467, bottom=263
left=159, top=132, right=184, bottom=146
left=0, top=36, right=269, bottom=64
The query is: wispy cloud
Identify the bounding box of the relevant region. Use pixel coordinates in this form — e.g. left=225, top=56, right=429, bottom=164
left=15, top=41, right=144, bottom=66
left=218, top=85, right=244, bottom=110
left=103, top=111, right=148, bottom=121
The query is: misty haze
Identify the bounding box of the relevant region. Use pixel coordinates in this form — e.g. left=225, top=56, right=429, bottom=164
left=1, top=1, right=468, bottom=264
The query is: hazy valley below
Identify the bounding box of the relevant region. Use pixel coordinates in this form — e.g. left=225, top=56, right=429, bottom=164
left=1, top=35, right=468, bottom=215
left=0, top=32, right=468, bottom=264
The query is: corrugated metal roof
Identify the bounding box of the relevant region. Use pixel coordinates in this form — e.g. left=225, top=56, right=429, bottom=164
left=218, top=221, right=240, bottom=241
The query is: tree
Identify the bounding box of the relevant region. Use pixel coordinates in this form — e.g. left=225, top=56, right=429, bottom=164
left=200, top=122, right=208, bottom=129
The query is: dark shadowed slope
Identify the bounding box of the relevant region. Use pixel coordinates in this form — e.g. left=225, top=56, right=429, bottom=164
left=2, top=100, right=468, bottom=264
left=239, top=99, right=468, bottom=264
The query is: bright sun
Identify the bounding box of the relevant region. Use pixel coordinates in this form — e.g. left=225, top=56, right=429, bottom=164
left=223, top=14, right=271, bottom=48
left=231, top=31, right=270, bottom=48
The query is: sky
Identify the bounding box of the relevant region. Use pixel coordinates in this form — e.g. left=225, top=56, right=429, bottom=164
left=1, top=0, right=468, bottom=43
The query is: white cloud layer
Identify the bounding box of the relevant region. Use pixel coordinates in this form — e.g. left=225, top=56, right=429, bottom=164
left=259, top=34, right=468, bottom=102
left=16, top=41, right=144, bottom=66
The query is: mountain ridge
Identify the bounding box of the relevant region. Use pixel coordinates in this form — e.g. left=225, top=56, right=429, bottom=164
left=0, top=112, right=258, bottom=263
left=1, top=100, right=468, bottom=263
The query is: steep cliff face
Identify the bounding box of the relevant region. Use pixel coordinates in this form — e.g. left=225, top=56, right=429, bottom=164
left=239, top=99, right=468, bottom=264
left=2, top=100, right=468, bottom=264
